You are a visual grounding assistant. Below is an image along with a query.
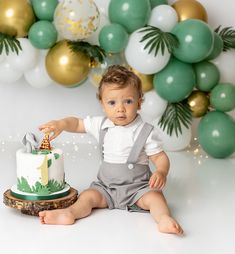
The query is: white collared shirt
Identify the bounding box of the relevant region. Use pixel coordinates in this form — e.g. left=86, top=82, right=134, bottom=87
left=83, top=115, right=163, bottom=164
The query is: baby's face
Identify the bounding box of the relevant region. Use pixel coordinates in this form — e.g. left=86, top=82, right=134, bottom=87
left=100, top=84, right=141, bottom=126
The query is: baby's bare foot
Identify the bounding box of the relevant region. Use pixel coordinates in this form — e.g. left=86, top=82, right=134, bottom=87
left=158, top=215, right=184, bottom=235
left=39, top=209, right=75, bottom=225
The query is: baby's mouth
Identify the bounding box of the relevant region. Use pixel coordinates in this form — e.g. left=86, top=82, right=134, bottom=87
left=116, top=116, right=126, bottom=120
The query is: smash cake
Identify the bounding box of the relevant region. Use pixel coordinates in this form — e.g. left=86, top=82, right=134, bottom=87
left=10, top=132, right=70, bottom=200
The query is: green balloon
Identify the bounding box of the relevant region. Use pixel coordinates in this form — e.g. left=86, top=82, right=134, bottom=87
left=28, top=21, right=57, bottom=49
left=206, top=32, right=223, bottom=60
left=153, top=58, right=195, bottom=102
left=99, top=23, right=129, bottom=53
left=172, top=19, right=214, bottom=63
left=194, top=61, right=220, bottom=92
left=198, top=111, right=235, bottom=158
left=108, top=0, right=151, bottom=33
left=31, top=0, right=58, bottom=21
left=150, top=0, right=168, bottom=9
left=210, top=83, right=235, bottom=112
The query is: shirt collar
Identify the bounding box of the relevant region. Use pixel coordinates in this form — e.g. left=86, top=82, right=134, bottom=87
left=101, top=114, right=143, bottom=130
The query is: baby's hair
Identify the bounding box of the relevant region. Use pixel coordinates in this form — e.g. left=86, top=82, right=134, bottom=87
left=97, top=65, right=143, bottom=100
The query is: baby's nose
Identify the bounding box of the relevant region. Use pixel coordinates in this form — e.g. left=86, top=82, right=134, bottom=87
left=117, top=103, right=125, bottom=112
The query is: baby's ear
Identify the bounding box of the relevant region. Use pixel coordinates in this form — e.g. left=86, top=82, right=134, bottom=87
left=138, top=98, right=143, bottom=109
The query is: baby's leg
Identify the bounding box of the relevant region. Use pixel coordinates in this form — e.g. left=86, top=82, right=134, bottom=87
left=135, top=191, right=183, bottom=235
left=39, top=188, right=108, bottom=225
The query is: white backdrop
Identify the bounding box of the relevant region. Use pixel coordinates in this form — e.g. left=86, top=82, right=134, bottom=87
left=0, top=0, right=234, bottom=143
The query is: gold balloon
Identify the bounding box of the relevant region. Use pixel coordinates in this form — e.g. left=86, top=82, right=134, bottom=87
left=129, top=67, right=154, bottom=93
left=172, top=0, right=208, bottom=22
left=46, top=40, right=91, bottom=87
left=0, top=0, right=35, bottom=37
left=187, top=91, right=210, bottom=118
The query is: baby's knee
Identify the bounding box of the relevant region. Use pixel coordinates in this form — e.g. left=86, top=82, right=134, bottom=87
left=79, top=188, right=106, bottom=207
left=142, top=191, right=162, bottom=208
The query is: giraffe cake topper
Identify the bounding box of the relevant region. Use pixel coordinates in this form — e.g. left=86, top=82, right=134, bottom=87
left=39, top=132, right=52, bottom=151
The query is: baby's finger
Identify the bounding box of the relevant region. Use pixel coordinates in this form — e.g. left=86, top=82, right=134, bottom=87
left=149, top=179, right=153, bottom=188
left=38, top=125, right=46, bottom=131
left=49, top=132, right=58, bottom=141
left=154, top=177, right=161, bottom=187
left=39, top=125, right=50, bottom=131
left=156, top=178, right=165, bottom=189
left=152, top=177, right=161, bottom=189
left=149, top=178, right=156, bottom=188
left=157, top=181, right=165, bottom=190
left=149, top=175, right=156, bottom=184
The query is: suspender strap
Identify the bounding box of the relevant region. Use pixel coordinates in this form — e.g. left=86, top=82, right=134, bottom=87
left=99, top=117, right=107, bottom=157
left=127, top=123, right=154, bottom=164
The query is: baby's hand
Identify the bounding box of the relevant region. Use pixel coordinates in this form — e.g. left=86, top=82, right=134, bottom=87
left=39, top=120, right=63, bottom=140
left=149, top=171, right=166, bottom=190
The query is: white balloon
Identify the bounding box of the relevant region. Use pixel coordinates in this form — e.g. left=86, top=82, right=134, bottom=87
left=24, top=52, right=53, bottom=88
left=6, top=38, right=39, bottom=72
left=86, top=13, right=110, bottom=45
left=148, top=5, right=178, bottom=32
left=140, top=90, right=167, bottom=120
left=211, top=50, right=235, bottom=84
left=125, top=28, right=171, bottom=74
left=152, top=118, right=192, bottom=151
left=0, top=60, right=23, bottom=83
left=93, top=0, right=110, bottom=15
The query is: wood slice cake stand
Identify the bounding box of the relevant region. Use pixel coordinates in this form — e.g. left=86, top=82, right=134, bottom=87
left=3, top=187, right=78, bottom=216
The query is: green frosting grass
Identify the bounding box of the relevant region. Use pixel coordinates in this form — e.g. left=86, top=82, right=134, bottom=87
left=17, top=177, right=65, bottom=194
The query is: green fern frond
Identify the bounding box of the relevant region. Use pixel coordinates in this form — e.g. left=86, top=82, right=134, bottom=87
left=17, top=177, right=33, bottom=193
left=0, top=32, right=22, bottom=55
left=215, top=25, right=235, bottom=51
left=68, top=40, right=106, bottom=63
left=138, top=26, right=179, bottom=56
left=158, top=100, right=192, bottom=137
left=47, top=179, right=64, bottom=192
left=32, top=182, right=50, bottom=195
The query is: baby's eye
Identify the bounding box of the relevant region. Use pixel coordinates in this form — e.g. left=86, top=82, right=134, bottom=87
left=107, top=100, right=116, bottom=106
left=125, top=99, right=134, bottom=104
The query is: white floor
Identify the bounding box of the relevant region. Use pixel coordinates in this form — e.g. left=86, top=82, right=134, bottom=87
left=1, top=141, right=235, bottom=254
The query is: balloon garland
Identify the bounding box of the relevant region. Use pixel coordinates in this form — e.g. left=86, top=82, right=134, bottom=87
left=0, top=0, right=235, bottom=158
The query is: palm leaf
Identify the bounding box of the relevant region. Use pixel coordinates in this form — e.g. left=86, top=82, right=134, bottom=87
left=0, top=32, right=22, bottom=55
left=68, top=40, right=106, bottom=64
left=139, top=26, right=179, bottom=56
left=157, top=100, right=192, bottom=136
left=215, top=25, right=235, bottom=51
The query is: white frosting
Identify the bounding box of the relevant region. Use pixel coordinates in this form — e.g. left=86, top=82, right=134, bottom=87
left=16, top=148, right=65, bottom=192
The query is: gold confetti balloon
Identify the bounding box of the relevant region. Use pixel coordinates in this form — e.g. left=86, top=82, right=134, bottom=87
left=46, top=40, right=91, bottom=87
left=187, top=91, right=210, bottom=118
left=172, top=0, right=208, bottom=22
left=0, top=0, right=36, bottom=37
left=54, top=0, right=100, bottom=40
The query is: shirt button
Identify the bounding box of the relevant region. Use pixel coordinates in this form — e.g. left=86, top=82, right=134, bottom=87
left=128, top=164, right=134, bottom=169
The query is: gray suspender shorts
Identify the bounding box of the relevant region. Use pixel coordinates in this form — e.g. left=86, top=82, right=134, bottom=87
left=90, top=120, right=156, bottom=212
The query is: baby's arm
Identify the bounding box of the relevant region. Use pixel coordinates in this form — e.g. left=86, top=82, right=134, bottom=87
left=39, top=117, right=86, bottom=140
left=148, top=151, right=170, bottom=190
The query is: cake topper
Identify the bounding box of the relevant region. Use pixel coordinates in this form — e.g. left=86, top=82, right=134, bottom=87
left=22, top=132, right=38, bottom=153
left=39, top=132, right=51, bottom=150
